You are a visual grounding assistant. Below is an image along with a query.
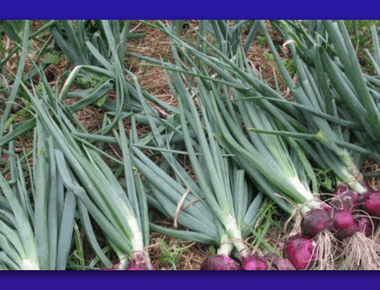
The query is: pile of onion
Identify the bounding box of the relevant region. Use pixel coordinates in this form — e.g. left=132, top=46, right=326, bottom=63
left=283, top=181, right=380, bottom=270
left=201, top=253, right=295, bottom=270
left=200, top=254, right=240, bottom=270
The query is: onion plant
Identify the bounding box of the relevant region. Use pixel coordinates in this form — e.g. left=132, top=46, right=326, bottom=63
left=95, top=108, right=240, bottom=269
left=174, top=19, right=380, bottom=269
left=21, top=74, right=155, bottom=269
left=129, top=20, right=380, bottom=269
left=50, top=20, right=177, bottom=116
left=0, top=122, right=76, bottom=270
left=4, top=18, right=380, bottom=270
left=262, top=20, right=380, bottom=269
left=1, top=20, right=178, bottom=152
left=1, top=20, right=59, bottom=152
left=1, top=21, right=31, bottom=155
left=123, top=67, right=296, bottom=269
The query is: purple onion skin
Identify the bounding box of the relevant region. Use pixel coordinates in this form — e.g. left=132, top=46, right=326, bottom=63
left=283, top=234, right=317, bottom=270
left=331, top=184, right=362, bottom=211
left=127, top=262, right=157, bottom=270
left=363, top=191, right=380, bottom=217
left=334, top=183, right=350, bottom=196
left=357, top=216, right=374, bottom=237
left=301, top=209, right=332, bottom=238
left=101, top=253, right=157, bottom=270
left=201, top=254, right=240, bottom=270
left=126, top=265, right=150, bottom=270
left=331, top=208, right=357, bottom=239
left=241, top=253, right=268, bottom=270
left=361, top=179, right=375, bottom=194
left=263, top=254, right=296, bottom=270
left=127, top=253, right=157, bottom=270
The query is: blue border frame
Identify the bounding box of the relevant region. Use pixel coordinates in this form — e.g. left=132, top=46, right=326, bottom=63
left=1, top=0, right=380, bottom=19
left=1, top=270, right=380, bottom=289
left=1, top=2, right=380, bottom=289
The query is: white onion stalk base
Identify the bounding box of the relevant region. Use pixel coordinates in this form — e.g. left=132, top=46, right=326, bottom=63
left=128, top=216, right=144, bottom=253
left=223, top=214, right=247, bottom=258
left=21, top=259, right=39, bottom=270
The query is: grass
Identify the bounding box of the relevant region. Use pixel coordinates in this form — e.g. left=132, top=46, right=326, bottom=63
left=157, top=238, right=195, bottom=270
